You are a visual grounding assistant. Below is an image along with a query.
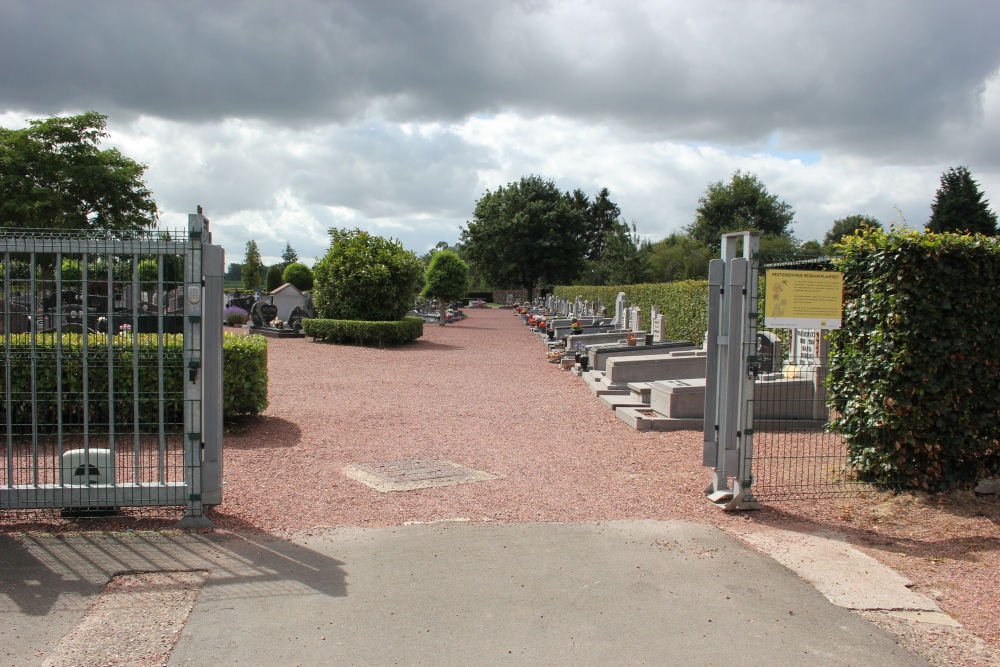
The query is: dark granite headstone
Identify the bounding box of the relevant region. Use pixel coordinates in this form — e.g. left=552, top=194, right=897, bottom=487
left=251, top=300, right=279, bottom=327
left=288, top=306, right=309, bottom=332
left=228, top=294, right=256, bottom=314
left=757, top=331, right=782, bottom=373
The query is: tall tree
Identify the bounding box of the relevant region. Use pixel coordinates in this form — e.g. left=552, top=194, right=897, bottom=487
left=241, top=240, right=263, bottom=292
left=280, top=241, right=298, bottom=268
left=571, top=187, right=622, bottom=261
left=588, top=220, right=649, bottom=285
left=646, top=234, right=712, bottom=282
left=461, top=175, right=587, bottom=301
left=823, top=214, right=883, bottom=249
left=927, top=166, right=998, bottom=235
left=687, top=170, right=795, bottom=248
left=0, top=111, right=157, bottom=233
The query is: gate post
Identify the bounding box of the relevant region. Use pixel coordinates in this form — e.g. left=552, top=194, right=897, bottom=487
left=201, top=234, right=224, bottom=507
left=703, top=232, right=762, bottom=510
left=178, top=210, right=214, bottom=528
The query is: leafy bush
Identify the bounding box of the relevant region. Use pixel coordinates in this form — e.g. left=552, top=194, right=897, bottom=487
left=828, top=229, right=1000, bottom=489
left=223, top=306, right=249, bottom=326
left=0, top=332, right=268, bottom=427
left=302, top=317, right=424, bottom=347
left=61, top=258, right=83, bottom=282
left=312, top=228, right=422, bottom=321
left=222, top=333, right=269, bottom=416
left=137, top=258, right=159, bottom=284
left=282, top=262, right=314, bottom=292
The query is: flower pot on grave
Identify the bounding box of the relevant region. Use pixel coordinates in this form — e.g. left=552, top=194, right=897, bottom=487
left=579, top=357, right=589, bottom=372
left=645, top=334, right=653, bottom=345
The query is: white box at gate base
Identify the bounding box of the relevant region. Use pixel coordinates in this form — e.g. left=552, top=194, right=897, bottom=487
left=60, top=449, right=113, bottom=485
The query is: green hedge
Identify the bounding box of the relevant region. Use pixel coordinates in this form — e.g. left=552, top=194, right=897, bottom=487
left=0, top=332, right=268, bottom=428
left=302, top=316, right=424, bottom=347
left=222, top=333, right=269, bottom=417
left=552, top=281, right=709, bottom=343
left=828, top=230, right=1000, bottom=490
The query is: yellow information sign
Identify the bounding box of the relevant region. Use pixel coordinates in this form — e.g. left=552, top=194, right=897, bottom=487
left=764, top=269, right=843, bottom=329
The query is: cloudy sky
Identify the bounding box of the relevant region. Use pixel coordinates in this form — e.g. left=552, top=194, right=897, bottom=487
left=2, top=0, right=999, bottom=267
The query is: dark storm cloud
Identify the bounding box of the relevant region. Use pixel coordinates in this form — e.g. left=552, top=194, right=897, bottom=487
left=2, top=0, right=998, bottom=160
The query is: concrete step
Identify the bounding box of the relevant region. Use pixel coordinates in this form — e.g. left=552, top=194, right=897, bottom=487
left=598, top=394, right=647, bottom=411
left=616, top=406, right=703, bottom=432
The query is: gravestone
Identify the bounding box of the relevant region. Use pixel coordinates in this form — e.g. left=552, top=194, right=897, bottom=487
left=628, top=305, right=641, bottom=332
left=287, top=306, right=310, bottom=332
left=756, top=332, right=782, bottom=373
left=0, top=301, right=30, bottom=334
left=251, top=300, right=278, bottom=327
left=652, top=310, right=666, bottom=343
left=610, top=292, right=626, bottom=328
left=228, top=294, right=257, bottom=314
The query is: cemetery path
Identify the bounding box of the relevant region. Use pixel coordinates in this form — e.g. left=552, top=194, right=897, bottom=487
left=220, top=308, right=722, bottom=533
left=215, top=309, right=1000, bottom=665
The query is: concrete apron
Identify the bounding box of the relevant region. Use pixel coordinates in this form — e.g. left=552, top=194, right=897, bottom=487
left=1, top=521, right=934, bottom=667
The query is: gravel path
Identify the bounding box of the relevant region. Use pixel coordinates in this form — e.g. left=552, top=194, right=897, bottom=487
left=218, top=309, right=718, bottom=533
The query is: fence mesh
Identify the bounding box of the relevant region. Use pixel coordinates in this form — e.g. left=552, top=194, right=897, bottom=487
left=2, top=228, right=195, bottom=512
left=746, top=254, right=896, bottom=502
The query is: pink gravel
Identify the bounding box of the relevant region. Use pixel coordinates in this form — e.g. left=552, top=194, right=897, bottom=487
left=217, top=308, right=722, bottom=533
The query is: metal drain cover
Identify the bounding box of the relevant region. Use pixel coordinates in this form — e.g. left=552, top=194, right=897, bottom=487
left=344, top=457, right=496, bottom=492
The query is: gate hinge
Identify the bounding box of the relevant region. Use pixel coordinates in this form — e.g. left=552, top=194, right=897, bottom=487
left=188, top=432, right=201, bottom=441
left=188, top=493, right=201, bottom=501
left=745, top=428, right=755, bottom=435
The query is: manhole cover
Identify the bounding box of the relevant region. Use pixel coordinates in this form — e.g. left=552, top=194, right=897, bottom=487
left=344, top=457, right=497, bottom=492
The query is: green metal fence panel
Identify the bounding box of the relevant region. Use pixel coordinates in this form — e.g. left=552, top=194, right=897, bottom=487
left=0, top=218, right=221, bottom=519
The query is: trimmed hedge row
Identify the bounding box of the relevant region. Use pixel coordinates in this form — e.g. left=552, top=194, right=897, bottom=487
left=302, top=316, right=424, bottom=347
left=0, top=332, right=268, bottom=428
left=223, top=333, right=269, bottom=417
left=828, top=230, right=1000, bottom=490
left=552, top=281, right=710, bottom=343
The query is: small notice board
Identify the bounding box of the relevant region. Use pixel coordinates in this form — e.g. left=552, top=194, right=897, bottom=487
left=764, top=269, right=843, bottom=329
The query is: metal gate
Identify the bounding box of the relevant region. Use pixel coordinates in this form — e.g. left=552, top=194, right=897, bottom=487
left=704, top=232, right=891, bottom=509
left=1, top=211, right=223, bottom=523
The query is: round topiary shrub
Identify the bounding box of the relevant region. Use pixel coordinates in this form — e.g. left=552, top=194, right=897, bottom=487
left=265, top=265, right=284, bottom=292
left=282, top=262, right=314, bottom=292
left=312, top=228, right=422, bottom=321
